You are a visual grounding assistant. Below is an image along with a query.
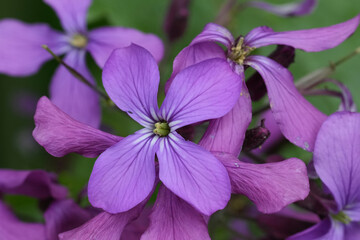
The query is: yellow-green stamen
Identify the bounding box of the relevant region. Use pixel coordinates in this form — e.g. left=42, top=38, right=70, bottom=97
left=70, top=34, right=88, bottom=48
left=331, top=211, right=351, bottom=224
left=153, top=122, right=170, bottom=137
left=228, top=37, right=256, bottom=65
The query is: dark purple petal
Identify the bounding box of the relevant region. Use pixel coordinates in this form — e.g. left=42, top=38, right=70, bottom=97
left=44, top=0, right=91, bottom=33
left=313, top=112, right=360, bottom=212
left=165, top=42, right=226, bottom=93
left=161, top=59, right=241, bottom=130
left=88, top=131, right=157, bottom=213
left=0, top=201, right=46, bottom=240
left=247, top=0, right=317, bottom=17
left=50, top=50, right=100, bottom=128
left=199, top=79, right=252, bottom=157
left=246, top=55, right=327, bottom=151
left=345, top=222, right=360, bottom=239
left=0, top=169, right=67, bottom=200
left=216, top=153, right=309, bottom=213
left=245, top=15, right=360, bottom=51
left=33, top=96, right=122, bottom=158
left=141, top=185, right=210, bottom=240
left=102, top=44, right=160, bottom=127
left=44, top=200, right=92, bottom=240
left=0, top=19, right=67, bottom=76
left=191, top=23, right=234, bottom=48
left=88, top=27, right=164, bottom=67
left=322, top=79, right=357, bottom=112
left=157, top=133, right=231, bottom=215
left=164, top=0, right=191, bottom=42
left=288, top=218, right=344, bottom=240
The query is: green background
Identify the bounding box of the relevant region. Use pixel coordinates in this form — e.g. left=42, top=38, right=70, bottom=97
left=0, top=0, right=359, bottom=238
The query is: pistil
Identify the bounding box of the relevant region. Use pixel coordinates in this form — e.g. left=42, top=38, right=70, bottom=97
left=331, top=211, right=351, bottom=224
left=70, top=34, right=88, bottom=48
left=228, top=37, right=256, bottom=65
left=153, top=122, right=170, bottom=137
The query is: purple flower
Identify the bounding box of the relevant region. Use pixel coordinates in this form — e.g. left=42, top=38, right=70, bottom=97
left=168, top=15, right=360, bottom=152
left=288, top=111, right=360, bottom=239
left=0, top=0, right=164, bottom=128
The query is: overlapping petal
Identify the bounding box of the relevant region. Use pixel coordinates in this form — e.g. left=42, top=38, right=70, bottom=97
left=102, top=44, right=160, bottom=127
left=245, top=15, right=360, bottom=51
left=141, top=185, right=210, bottom=240
left=157, top=132, right=231, bottom=215
left=33, top=97, right=121, bottom=158
left=247, top=0, right=317, bottom=17
left=50, top=50, right=100, bottom=128
left=88, top=131, right=157, bottom=213
left=313, top=112, right=360, bottom=211
left=44, top=0, right=92, bottom=33
left=0, top=169, right=67, bottom=200
left=191, top=23, right=234, bottom=48
left=216, top=153, right=309, bottom=213
left=0, top=19, right=67, bottom=76
left=88, top=27, right=164, bottom=67
left=246, top=55, right=326, bottom=151
left=161, top=58, right=241, bottom=130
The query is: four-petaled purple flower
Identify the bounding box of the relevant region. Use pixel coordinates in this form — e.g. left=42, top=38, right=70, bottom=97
left=0, top=0, right=163, bottom=128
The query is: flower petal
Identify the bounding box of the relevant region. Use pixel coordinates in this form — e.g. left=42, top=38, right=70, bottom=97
left=102, top=44, right=160, bottom=127
left=191, top=23, right=234, bottom=49
left=88, top=27, right=164, bottom=68
left=165, top=42, right=226, bottom=93
left=0, top=201, right=46, bottom=240
left=33, top=96, right=121, bottom=158
left=141, top=185, right=210, bottom=240
left=199, top=78, right=252, bottom=157
left=44, top=0, right=91, bottom=33
left=215, top=153, right=309, bottom=213
left=157, top=133, right=231, bottom=215
left=246, top=55, right=327, bottom=151
left=44, top=200, right=92, bottom=240
left=161, top=58, right=241, bottom=130
left=245, top=15, right=360, bottom=51
left=345, top=222, right=360, bottom=239
left=50, top=50, right=100, bottom=128
left=88, top=131, right=157, bottom=213
left=313, top=112, right=360, bottom=211
left=247, top=0, right=317, bottom=17
left=0, top=169, right=67, bottom=200
left=0, top=19, right=66, bottom=76
left=288, top=218, right=344, bottom=240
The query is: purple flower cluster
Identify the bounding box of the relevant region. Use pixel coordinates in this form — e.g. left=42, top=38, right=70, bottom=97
left=1, top=0, right=360, bottom=239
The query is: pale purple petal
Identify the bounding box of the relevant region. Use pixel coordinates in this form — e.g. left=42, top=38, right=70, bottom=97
left=88, top=27, right=164, bottom=67
left=157, top=132, right=231, bottom=215
left=44, top=0, right=91, bottom=33
left=313, top=112, right=360, bottom=211
left=50, top=50, right=100, bottom=128
left=246, top=55, right=327, bottom=151
left=345, top=222, right=360, bottom=240
left=288, top=218, right=344, bottom=240
left=0, top=169, right=67, bottom=200
left=247, top=0, right=317, bottom=17
left=215, top=153, right=309, bottom=213
left=199, top=78, right=252, bottom=157
left=88, top=131, right=157, bottom=213
left=245, top=15, right=360, bottom=51
left=0, top=19, right=67, bottom=76
left=165, top=42, right=226, bottom=93
left=191, top=23, right=234, bottom=48
left=0, top=201, right=46, bottom=240
left=161, top=59, right=241, bottom=130
left=33, top=96, right=121, bottom=158
left=141, top=185, right=210, bottom=240
left=102, top=44, right=160, bottom=127
left=44, top=200, right=92, bottom=240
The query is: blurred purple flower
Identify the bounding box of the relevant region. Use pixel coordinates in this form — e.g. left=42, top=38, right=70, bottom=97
left=164, top=0, right=191, bottom=42
left=288, top=111, right=360, bottom=239
left=247, top=0, right=317, bottom=17
left=0, top=0, right=164, bottom=128
left=167, top=15, right=360, bottom=152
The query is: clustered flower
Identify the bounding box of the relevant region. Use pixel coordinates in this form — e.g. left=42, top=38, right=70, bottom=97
left=1, top=0, right=360, bottom=239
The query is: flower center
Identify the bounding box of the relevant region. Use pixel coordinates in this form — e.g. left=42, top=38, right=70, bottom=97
left=228, top=37, right=256, bottom=65
left=153, top=122, right=170, bottom=137
left=331, top=211, right=351, bottom=224
left=70, top=34, right=88, bottom=48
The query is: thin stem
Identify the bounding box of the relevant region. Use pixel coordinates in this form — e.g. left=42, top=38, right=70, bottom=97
left=42, top=45, right=110, bottom=101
